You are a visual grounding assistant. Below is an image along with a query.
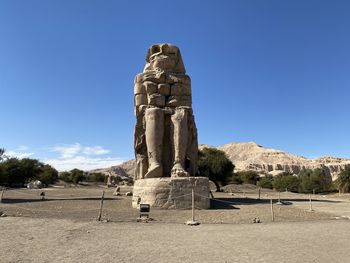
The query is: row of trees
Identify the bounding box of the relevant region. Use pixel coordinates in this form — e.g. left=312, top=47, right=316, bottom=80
left=0, top=157, right=58, bottom=187
left=198, top=147, right=350, bottom=193
left=59, top=169, right=107, bottom=184
left=257, top=169, right=332, bottom=193
left=0, top=148, right=108, bottom=187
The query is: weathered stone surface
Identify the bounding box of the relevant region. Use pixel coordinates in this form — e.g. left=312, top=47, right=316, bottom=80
left=148, top=93, right=166, bottom=107
left=132, top=177, right=210, bottom=209
left=158, top=83, right=170, bottom=96
left=133, top=43, right=198, bottom=180
left=134, top=94, right=147, bottom=106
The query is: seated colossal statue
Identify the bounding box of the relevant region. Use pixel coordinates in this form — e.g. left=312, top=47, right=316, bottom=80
left=134, top=43, right=198, bottom=180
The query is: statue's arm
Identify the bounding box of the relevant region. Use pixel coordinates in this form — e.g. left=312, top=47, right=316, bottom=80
left=166, top=75, right=192, bottom=107
left=134, top=73, right=168, bottom=113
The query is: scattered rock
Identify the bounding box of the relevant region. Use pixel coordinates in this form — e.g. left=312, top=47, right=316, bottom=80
left=252, top=217, right=261, bottom=223
left=185, top=220, right=200, bottom=226
left=27, top=180, right=43, bottom=189
left=113, top=187, right=121, bottom=196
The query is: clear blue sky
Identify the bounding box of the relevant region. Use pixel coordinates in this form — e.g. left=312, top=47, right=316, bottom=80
left=1, top=0, right=349, bottom=170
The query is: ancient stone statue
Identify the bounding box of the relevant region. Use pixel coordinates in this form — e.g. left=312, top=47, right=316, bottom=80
left=134, top=43, right=198, bottom=180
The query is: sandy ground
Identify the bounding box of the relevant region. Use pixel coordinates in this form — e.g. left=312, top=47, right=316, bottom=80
left=0, top=186, right=336, bottom=224
left=1, top=217, right=350, bottom=263
left=1, top=186, right=350, bottom=262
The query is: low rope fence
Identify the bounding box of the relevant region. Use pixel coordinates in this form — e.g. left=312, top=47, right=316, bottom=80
left=1, top=186, right=344, bottom=224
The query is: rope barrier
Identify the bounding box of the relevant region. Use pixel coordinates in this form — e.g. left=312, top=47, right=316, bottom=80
left=194, top=193, right=238, bottom=205
left=0, top=204, right=101, bottom=213
left=4, top=190, right=107, bottom=200
left=6, top=190, right=42, bottom=197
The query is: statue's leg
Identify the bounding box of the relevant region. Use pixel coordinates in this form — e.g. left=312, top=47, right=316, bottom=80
left=171, top=108, right=189, bottom=177
left=144, top=108, right=164, bottom=178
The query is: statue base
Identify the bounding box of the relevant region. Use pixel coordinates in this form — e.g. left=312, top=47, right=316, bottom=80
left=132, top=177, right=210, bottom=209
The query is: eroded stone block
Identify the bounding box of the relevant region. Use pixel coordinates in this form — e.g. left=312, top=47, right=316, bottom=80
left=148, top=93, right=165, bottom=107
left=158, top=83, right=170, bottom=96
left=135, top=94, right=147, bottom=106
left=132, top=177, right=210, bottom=209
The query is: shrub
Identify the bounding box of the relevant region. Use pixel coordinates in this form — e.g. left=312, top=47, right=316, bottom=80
left=0, top=165, right=7, bottom=185
left=336, top=165, right=350, bottom=193
left=70, top=169, right=85, bottom=184
left=229, top=174, right=243, bottom=184
left=257, top=175, right=273, bottom=189
left=85, top=172, right=106, bottom=183
left=37, top=164, right=58, bottom=186
left=59, top=169, right=84, bottom=184
left=236, top=171, right=260, bottom=185
left=298, top=168, right=332, bottom=193
left=59, top=171, right=72, bottom=182
left=272, top=172, right=300, bottom=192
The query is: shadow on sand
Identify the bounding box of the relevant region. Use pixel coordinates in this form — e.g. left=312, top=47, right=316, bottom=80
left=1, top=197, right=119, bottom=204
left=209, top=196, right=342, bottom=210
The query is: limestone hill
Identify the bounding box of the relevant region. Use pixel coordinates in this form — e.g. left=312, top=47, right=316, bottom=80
left=216, top=142, right=350, bottom=180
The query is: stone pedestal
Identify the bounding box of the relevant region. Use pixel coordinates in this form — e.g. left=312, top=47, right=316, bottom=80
left=132, top=177, right=210, bottom=209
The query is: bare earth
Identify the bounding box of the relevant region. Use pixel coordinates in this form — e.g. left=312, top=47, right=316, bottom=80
left=1, top=185, right=350, bottom=262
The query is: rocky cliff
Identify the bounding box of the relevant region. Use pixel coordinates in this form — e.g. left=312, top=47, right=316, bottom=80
left=88, top=159, right=135, bottom=180
left=217, top=142, right=350, bottom=180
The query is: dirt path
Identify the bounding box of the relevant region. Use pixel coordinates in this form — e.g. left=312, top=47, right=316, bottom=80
left=1, top=217, right=350, bottom=263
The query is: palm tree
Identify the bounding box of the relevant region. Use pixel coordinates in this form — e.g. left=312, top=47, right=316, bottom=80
left=337, top=165, right=350, bottom=193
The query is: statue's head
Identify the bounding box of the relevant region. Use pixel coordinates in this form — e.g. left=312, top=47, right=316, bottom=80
left=144, top=43, right=185, bottom=73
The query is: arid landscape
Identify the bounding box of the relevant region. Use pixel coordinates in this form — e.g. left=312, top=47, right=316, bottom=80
left=1, top=185, right=350, bottom=262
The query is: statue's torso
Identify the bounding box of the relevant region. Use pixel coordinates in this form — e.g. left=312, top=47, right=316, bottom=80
left=134, top=71, right=192, bottom=112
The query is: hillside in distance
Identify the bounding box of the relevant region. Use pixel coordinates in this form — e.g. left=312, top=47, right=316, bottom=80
left=92, top=142, right=350, bottom=181
left=216, top=142, right=350, bottom=180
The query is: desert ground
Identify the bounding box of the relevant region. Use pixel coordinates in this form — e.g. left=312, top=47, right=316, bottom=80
left=1, top=185, right=350, bottom=262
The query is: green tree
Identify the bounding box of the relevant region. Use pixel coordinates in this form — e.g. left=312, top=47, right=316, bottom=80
left=59, top=171, right=72, bottom=182
left=236, top=171, right=260, bottom=185
left=229, top=173, right=243, bottom=184
left=2, top=158, right=26, bottom=186
left=37, top=164, right=58, bottom=186
left=20, top=158, right=43, bottom=182
left=336, top=165, right=350, bottom=193
left=198, top=148, right=234, bottom=192
left=272, top=172, right=300, bottom=192
left=0, top=157, right=58, bottom=187
left=298, top=168, right=332, bottom=193
left=70, top=169, right=84, bottom=184
left=0, top=164, right=7, bottom=185
left=85, top=172, right=106, bottom=183
left=257, top=175, right=273, bottom=189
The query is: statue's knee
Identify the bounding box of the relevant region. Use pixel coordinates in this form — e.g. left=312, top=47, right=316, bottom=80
left=145, top=107, right=162, bottom=116
left=145, top=108, right=164, bottom=121
left=172, top=108, right=187, bottom=121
